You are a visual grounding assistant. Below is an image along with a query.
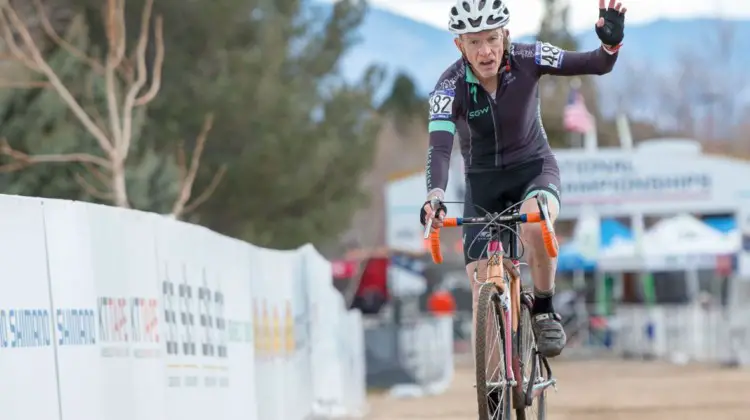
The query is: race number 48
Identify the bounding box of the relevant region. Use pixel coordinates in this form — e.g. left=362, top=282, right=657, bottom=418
left=536, top=42, right=563, bottom=68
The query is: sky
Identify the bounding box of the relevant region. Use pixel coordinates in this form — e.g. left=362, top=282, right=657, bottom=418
left=327, top=0, right=750, bottom=37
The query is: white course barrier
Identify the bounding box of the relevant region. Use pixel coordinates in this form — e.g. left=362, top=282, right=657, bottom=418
left=0, top=195, right=366, bottom=420
left=392, top=316, right=454, bottom=395
left=614, top=304, right=750, bottom=365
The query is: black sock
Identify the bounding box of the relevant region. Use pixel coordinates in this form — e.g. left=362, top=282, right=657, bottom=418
left=532, top=289, right=554, bottom=314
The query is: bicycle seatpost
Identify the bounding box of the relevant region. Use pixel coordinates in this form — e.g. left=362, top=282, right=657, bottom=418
left=423, top=197, right=441, bottom=239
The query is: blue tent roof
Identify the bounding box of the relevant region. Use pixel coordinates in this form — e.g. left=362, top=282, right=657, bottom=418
left=557, top=219, right=632, bottom=272
left=702, top=216, right=735, bottom=233
left=600, top=219, right=633, bottom=246
left=557, top=242, right=596, bottom=271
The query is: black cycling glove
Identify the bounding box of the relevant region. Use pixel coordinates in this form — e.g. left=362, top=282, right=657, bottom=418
left=595, top=6, right=625, bottom=46
left=419, top=200, right=447, bottom=226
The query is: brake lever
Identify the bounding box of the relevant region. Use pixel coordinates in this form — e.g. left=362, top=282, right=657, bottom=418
left=423, top=197, right=440, bottom=239
left=536, top=193, right=555, bottom=232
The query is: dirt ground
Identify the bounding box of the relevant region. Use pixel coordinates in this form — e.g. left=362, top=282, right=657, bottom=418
left=366, top=357, right=750, bottom=419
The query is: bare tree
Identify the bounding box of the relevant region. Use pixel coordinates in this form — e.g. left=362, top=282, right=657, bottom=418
left=0, top=0, right=224, bottom=219
left=639, top=19, right=745, bottom=140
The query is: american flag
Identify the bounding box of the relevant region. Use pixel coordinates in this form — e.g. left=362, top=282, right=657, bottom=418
left=563, top=86, right=594, bottom=134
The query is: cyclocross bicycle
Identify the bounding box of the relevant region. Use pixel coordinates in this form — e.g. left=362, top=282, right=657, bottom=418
left=425, top=193, right=560, bottom=420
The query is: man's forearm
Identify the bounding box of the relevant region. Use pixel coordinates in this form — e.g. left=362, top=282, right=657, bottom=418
left=425, top=131, right=453, bottom=198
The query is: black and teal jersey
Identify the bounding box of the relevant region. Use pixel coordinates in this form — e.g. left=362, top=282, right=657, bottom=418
left=425, top=41, right=618, bottom=193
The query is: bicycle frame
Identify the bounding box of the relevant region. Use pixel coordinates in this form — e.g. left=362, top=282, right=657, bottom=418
left=425, top=194, right=560, bottom=413
left=486, top=220, right=522, bottom=396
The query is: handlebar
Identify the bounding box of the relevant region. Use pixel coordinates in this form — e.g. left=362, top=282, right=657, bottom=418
left=425, top=195, right=559, bottom=264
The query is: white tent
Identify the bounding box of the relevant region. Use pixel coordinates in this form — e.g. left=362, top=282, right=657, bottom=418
left=597, top=214, right=738, bottom=272
left=595, top=236, right=641, bottom=272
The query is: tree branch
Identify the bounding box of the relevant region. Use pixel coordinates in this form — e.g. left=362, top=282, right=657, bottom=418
left=170, top=113, right=216, bottom=218
left=103, top=0, right=126, bottom=150
left=0, top=3, right=115, bottom=155
left=30, top=0, right=105, bottom=73
left=0, top=79, right=48, bottom=88
left=0, top=9, right=39, bottom=70
left=182, top=165, right=227, bottom=215
left=74, top=172, right=114, bottom=200
left=0, top=51, right=22, bottom=61
left=120, top=0, right=155, bottom=157
left=105, top=0, right=126, bottom=67
left=83, top=161, right=110, bottom=185
left=134, top=15, right=163, bottom=106
left=175, top=140, right=187, bottom=179
left=0, top=138, right=111, bottom=172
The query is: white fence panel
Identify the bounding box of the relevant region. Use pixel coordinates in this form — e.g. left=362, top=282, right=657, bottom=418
left=86, top=204, right=166, bottom=420
left=0, top=196, right=59, bottom=420
left=155, top=218, right=236, bottom=420
left=343, top=309, right=367, bottom=416
left=250, top=247, right=307, bottom=420
left=615, top=303, right=750, bottom=366
left=43, top=199, right=101, bottom=420
left=304, top=246, right=349, bottom=417
left=291, top=247, right=314, bottom=419
left=216, top=234, right=258, bottom=420
left=250, top=245, right=274, bottom=420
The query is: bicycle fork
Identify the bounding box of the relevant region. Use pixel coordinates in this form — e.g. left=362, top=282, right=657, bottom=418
left=488, top=238, right=517, bottom=392
left=499, top=289, right=516, bottom=389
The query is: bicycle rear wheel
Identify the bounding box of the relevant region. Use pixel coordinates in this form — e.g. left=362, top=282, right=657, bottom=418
left=475, top=281, right=512, bottom=420
left=514, top=293, right=547, bottom=420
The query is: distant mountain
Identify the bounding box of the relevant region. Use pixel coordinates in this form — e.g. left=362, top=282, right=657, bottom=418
left=325, top=3, right=750, bottom=112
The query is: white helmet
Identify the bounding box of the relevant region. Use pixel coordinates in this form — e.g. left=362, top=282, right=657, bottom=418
left=448, top=0, right=510, bottom=35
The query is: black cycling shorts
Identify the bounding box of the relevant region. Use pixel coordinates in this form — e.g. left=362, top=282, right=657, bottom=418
left=462, top=156, right=561, bottom=265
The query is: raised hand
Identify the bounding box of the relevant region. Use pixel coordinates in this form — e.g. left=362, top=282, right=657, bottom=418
left=595, top=0, right=627, bottom=47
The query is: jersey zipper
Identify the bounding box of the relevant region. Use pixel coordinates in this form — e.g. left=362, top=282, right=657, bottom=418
left=496, top=95, right=504, bottom=169
left=484, top=90, right=502, bottom=166
left=466, top=86, right=474, bottom=167
left=493, top=69, right=510, bottom=169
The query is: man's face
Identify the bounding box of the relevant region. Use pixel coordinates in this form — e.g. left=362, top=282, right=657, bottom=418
left=455, top=29, right=505, bottom=79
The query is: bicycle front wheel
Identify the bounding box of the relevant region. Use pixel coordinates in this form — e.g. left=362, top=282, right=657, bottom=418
left=475, top=281, right=512, bottom=420
left=514, top=293, right=547, bottom=420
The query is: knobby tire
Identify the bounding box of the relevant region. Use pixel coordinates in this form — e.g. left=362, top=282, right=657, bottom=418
left=475, top=282, right=512, bottom=420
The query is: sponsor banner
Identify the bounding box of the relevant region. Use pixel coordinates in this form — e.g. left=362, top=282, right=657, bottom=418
left=0, top=194, right=373, bottom=420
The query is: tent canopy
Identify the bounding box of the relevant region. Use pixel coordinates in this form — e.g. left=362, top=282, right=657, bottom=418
left=702, top=216, right=735, bottom=234
left=597, top=214, right=737, bottom=272
left=558, top=219, right=632, bottom=272
left=647, top=214, right=732, bottom=254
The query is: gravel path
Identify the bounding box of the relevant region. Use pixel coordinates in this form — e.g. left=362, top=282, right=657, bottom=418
left=366, top=358, right=750, bottom=419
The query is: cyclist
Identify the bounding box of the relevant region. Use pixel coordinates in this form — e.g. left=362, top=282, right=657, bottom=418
left=420, top=0, right=626, bottom=360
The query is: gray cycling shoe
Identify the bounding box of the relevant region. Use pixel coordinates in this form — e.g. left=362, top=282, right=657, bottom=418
left=532, top=312, right=566, bottom=358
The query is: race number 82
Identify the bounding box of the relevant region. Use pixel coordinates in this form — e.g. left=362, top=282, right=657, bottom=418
left=429, top=92, right=453, bottom=117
